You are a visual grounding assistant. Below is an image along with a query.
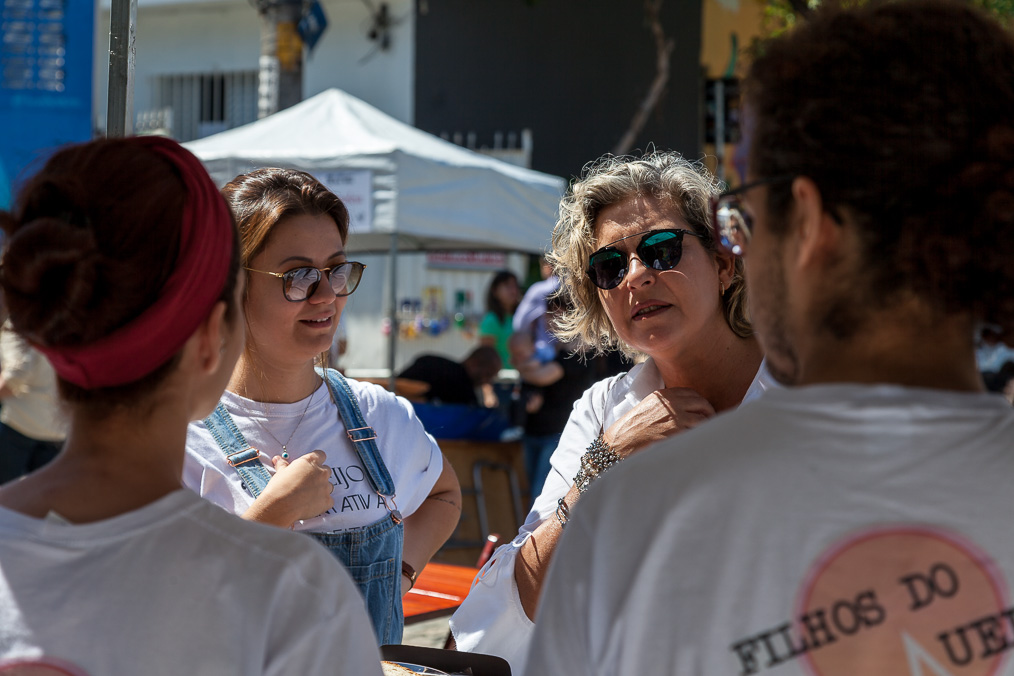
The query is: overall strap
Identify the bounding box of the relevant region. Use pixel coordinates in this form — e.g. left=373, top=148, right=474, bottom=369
left=317, top=367, right=397, bottom=498
left=203, top=403, right=272, bottom=498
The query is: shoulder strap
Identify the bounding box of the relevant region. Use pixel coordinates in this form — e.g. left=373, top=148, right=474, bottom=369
left=317, top=367, right=397, bottom=498
left=203, top=403, right=273, bottom=498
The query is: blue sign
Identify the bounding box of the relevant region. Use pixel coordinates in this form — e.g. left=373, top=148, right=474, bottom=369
left=0, top=0, right=94, bottom=208
left=298, top=0, right=328, bottom=54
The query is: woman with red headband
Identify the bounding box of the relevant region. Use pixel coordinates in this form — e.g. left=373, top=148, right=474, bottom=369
left=183, top=168, right=462, bottom=646
left=0, top=138, right=383, bottom=675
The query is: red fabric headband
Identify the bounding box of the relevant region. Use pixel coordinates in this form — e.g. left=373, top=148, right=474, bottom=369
left=35, top=136, right=234, bottom=389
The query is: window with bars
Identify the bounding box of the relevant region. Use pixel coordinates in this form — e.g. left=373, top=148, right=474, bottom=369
left=145, top=71, right=258, bottom=141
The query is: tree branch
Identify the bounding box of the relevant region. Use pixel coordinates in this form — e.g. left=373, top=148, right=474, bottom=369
left=613, top=0, right=675, bottom=156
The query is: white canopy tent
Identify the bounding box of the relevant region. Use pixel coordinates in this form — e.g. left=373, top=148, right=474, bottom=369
left=184, top=88, right=566, bottom=373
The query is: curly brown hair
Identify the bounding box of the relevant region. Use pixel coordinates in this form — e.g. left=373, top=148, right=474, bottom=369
left=548, top=151, right=750, bottom=357
left=746, top=0, right=1014, bottom=337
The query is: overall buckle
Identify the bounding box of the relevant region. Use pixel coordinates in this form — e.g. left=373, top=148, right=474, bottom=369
left=226, top=447, right=261, bottom=467
left=347, top=426, right=377, bottom=443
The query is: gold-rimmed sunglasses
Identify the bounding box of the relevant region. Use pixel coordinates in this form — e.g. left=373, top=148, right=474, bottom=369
left=245, top=261, right=366, bottom=302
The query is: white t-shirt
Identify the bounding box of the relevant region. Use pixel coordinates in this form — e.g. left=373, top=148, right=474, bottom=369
left=450, top=358, right=776, bottom=674
left=184, top=378, right=442, bottom=532
left=526, top=384, right=1014, bottom=676
left=0, top=320, right=65, bottom=442
left=0, top=489, right=383, bottom=675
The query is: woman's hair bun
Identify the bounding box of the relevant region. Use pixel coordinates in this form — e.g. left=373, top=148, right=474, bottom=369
left=1, top=216, right=102, bottom=346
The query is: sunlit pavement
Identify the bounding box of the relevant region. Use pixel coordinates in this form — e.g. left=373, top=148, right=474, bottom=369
left=401, top=616, right=451, bottom=648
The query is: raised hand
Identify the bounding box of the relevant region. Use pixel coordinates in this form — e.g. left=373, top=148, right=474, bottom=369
left=242, top=449, right=335, bottom=527
left=602, top=387, right=716, bottom=459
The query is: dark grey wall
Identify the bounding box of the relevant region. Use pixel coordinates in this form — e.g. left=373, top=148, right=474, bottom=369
left=414, top=0, right=703, bottom=181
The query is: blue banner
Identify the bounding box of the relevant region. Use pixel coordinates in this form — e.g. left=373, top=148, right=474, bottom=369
left=0, top=0, right=94, bottom=208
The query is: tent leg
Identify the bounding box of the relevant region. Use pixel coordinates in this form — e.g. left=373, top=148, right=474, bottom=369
left=387, top=233, right=398, bottom=391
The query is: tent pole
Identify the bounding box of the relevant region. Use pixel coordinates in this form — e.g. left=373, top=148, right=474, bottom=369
left=387, top=233, right=399, bottom=391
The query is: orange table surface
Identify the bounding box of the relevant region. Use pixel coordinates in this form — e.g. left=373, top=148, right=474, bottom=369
left=404, top=562, right=480, bottom=624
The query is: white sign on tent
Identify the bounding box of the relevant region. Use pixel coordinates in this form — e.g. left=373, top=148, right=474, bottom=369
left=317, top=170, right=373, bottom=232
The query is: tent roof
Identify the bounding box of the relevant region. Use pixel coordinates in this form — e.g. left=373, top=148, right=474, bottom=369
left=185, top=89, right=565, bottom=254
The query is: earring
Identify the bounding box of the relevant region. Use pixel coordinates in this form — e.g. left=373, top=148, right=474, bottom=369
left=720, top=281, right=725, bottom=297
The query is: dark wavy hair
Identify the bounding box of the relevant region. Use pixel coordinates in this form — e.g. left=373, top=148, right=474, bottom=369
left=0, top=138, right=240, bottom=412
left=746, top=0, right=1014, bottom=337
left=486, top=270, right=519, bottom=322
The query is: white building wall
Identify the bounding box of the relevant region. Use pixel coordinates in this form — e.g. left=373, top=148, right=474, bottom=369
left=94, top=0, right=415, bottom=134
left=303, top=0, right=414, bottom=122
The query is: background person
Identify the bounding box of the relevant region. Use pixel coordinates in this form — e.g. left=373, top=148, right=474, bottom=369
left=507, top=329, right=564, bottom=500
left=478, top=270, right=521, bottom=369
left=450, top=151, right=772, bottom=673
left=512, top=257, right=558, bottom=363
left=397, top=347, right=515, bottom=442
left=0, top=319, right=65, bottom=484
left=184, top=168, right=460, bottom=646
left=397, top=346, right=502, bottom=406
left=509, top=296, right=628, bottom=500
left=526, top=3, right=1014, bottom=674
left=0, top=137, right=382, bottom=675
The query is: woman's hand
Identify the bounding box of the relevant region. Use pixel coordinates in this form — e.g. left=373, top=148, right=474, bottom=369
left=517, top=387, right=715, bottom=621
left=241, top=450, right=334, bottom=528
left=602, top=387, right=716, bottom=459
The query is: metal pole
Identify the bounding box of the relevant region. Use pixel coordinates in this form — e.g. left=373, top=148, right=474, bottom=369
left=387, top=233, right=399, bottom=391
left=106, top=0, right=137, bottom=137
left=714, top=79, right=726, bottom=182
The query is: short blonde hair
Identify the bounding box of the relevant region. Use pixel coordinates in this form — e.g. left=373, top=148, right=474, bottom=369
left=548, top=151, right=751, bottom=357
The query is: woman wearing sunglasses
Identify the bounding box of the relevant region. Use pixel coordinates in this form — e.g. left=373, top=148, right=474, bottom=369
left=0, top=139, right=382, bottom=674
left=450, top=151, right=773, bottom=673
left=183, top=168, right=461, bottom=646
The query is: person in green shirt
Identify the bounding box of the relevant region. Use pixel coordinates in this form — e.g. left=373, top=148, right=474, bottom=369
left=478, top=270, right=520, bottom=369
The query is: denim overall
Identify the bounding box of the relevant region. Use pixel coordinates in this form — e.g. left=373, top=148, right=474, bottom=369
left=203, top=368, right=404, bottom=645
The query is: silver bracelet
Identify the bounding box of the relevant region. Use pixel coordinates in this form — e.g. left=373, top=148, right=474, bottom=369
left=555, top=497, right=571, bottom=529
left=572, top=434, right=623, bottom=494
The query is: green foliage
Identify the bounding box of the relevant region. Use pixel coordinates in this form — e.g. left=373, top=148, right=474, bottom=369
left=974, top=0, right=1014, bottom=25
left=761, top=0, right=799, bottom=38
left=763, top=0, right=1014, bottom=35
left=754, top=0, right=1014, bottom=56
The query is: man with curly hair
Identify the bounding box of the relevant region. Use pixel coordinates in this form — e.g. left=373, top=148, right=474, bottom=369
left=526, top=2, right=1014, bottom=674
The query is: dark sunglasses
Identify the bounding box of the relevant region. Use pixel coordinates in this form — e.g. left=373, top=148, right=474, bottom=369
left=245, top=261, right=366, bottom=302
left=710, top=175, right=794, bottom=256
left=586, top=228, right=703, bottom=290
